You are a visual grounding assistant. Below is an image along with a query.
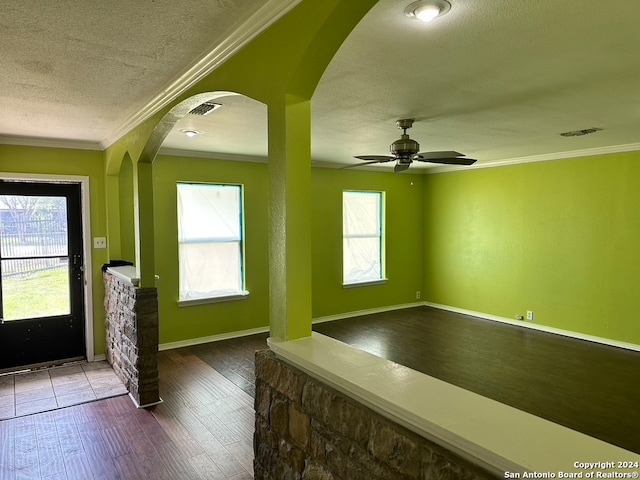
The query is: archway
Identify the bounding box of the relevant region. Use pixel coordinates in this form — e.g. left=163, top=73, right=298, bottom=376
left=132, top=91, right=266, bottom=288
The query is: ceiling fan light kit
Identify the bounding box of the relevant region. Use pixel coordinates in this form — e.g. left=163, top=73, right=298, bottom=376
left=405, top=0, right=451, bottom=22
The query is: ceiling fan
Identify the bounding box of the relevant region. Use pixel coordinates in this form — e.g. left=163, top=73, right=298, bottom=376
left=345, top=119, right=477, bottom=173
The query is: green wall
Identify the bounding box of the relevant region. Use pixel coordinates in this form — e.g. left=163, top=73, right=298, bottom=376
left=0, top=144, right=109, bottom=355
left=153, top=155, right=271, bottom=343
left=312, top=168, right=424, bottom=318
left=423, top=152, right=640, bottom=345
left=152, top=155, right=425, bottom=344
left=118, top=155, right=136, bottom=263
left=4, top=143, right=638, bottom=351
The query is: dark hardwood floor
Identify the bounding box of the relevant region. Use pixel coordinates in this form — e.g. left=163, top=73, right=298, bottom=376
left=1, top=306, right=637, bottom=479
left=0, top=346, right=258, bottom=479
left=186, top=334, right=269, bottom=399
left=314, top=306, right=640, bottom=454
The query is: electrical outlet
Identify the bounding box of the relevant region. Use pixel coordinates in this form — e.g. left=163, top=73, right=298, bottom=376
left=416, top=291, right=421, bottom=299
left=93, top=237, right=107, bottom=249
left=526, top=310, right=534, bottom=321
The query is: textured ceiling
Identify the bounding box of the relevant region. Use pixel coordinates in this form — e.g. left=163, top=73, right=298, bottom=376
left=2, top=0, right=640, bottom=172
left=162, top=93, right=268, bottom=161
left=0, top=0, right=267, bottom=146
left=310, top=0, right=640, bottom=170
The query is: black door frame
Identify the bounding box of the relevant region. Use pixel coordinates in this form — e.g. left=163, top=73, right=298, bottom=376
left=0, top=173, right=95, bottom=371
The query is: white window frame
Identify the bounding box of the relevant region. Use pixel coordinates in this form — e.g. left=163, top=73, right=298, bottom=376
left=342, top=190, right=387, bottom=287
left=177, top=182, right=248, bottom=306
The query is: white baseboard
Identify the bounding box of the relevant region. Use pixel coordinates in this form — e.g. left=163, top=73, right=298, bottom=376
left=101, top=300, right=638, bottom=355
left=129, top=393, right=164, bottom=409
left=312, top=302, right=424, bottom=324
left=91, top=354, right=107, bottom=362
left=156, top=302, right=422, bottom=351
left=424, top=301, right=640, bottom=353
left=158, top=326, right=270, bottom=351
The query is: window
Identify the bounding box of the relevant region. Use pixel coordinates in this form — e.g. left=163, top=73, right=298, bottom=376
left=177, top=183, right=246, bottom=303
left=343, top=191, right=385, bottom=285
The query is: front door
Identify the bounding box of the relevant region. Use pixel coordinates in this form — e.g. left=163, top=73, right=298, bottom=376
left=0, top=181, right=85, bottom=371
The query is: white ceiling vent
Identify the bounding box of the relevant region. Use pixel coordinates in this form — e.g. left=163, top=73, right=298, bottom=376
left=560, top=127, right=602, bottom=137
left=189, top=101, right=222, bottom=116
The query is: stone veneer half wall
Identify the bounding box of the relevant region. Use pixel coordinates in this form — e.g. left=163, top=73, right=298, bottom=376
left=254, top=349, right=494, bottom=480
left=103, top=271, right=160, bottom=407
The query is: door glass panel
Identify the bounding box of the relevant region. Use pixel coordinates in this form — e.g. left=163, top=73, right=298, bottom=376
left=0, top=195, right=70, bottom=320
left=1, top=260, right=70, bottom=320
left=0, top=195, right=68, bottom=258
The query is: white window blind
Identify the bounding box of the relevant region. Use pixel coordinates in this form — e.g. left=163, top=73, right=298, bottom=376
left=177, top=183, right=245, bottom=301
left=343, top=191, right=384, bottom=284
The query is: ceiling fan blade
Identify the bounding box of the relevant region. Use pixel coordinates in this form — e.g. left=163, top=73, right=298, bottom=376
left=394, top=162, right=411, bottom=173
left=341, top=155, right=396, bottom=169
left=340, top=161, right=381, bottom=169
left=341, top=156, right=395, bottom=170
left=417, top=151, right=463, bottom=160
left=421, top=157, right=477, bottom=166
left=354, top=155, right=395, bottom=162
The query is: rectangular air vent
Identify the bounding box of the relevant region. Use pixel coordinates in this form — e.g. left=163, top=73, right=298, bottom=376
left=188, top=101, right=222, bottom=116
left=560, top=127, right=602, bottom=137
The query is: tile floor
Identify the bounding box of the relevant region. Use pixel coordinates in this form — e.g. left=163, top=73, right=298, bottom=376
left=0, top=361, right=128, bottom=420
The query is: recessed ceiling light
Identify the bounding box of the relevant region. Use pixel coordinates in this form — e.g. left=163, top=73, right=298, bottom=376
left=405, top=0, right=451, bottom=22
left=180, top=129, right=201, bottom=138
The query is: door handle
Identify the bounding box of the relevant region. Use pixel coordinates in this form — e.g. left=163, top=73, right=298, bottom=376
left=72, top=254, right=83, bottom=270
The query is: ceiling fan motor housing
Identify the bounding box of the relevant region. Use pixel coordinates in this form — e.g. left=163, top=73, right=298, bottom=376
left=391, top=134, right=420, bottom=160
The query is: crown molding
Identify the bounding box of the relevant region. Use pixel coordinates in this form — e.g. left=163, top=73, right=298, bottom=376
left=157, top=147, right=267, bottom=164
left=179, top=141, right=640, bottom=169
left=101, top=0, right=302, bottom=150
left=314, top=141, right=640, bottom=174
left=427, top=142, right=640, bottom=174
left=0, top=135, right=102, bottom=151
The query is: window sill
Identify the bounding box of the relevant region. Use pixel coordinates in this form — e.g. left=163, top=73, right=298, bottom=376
left=342, top=278, right=388, bottom=289
left=178, top=290, right=250, bottom=307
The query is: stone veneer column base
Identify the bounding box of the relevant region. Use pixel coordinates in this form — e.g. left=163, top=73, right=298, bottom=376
left=254, top=349, right=493, bottom=480
left=104, top=272, right=160, bottom=407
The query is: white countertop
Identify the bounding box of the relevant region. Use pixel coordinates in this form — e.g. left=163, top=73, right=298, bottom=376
left=106, top=265, right=139, bottom=286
